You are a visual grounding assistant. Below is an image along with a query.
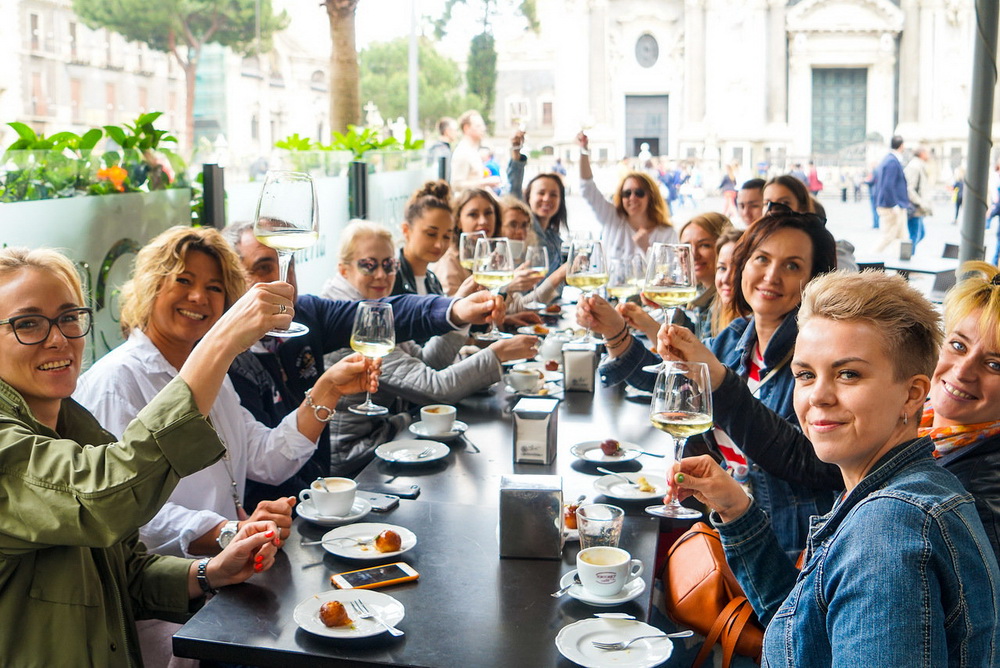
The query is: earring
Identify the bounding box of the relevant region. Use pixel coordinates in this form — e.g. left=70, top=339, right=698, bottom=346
left=902, top=413, right=909, bottom=425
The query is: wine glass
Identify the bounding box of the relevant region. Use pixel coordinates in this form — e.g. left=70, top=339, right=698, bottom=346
left=566, top=239, right=608, bottom=343
left=606, top=254, right=645, bottom=304
left=645, top=361, right=713, bottom=519
left=348, top=301, right=395, bottom=416
left=519, top=245, right=550, bottom=310
left=459, top=231, right=487, bottom=272
left=253, top=170, right=319, bottom=338
left=640, top=243, right=695, bottom=371
left=472, top=237, right=514, bottom=341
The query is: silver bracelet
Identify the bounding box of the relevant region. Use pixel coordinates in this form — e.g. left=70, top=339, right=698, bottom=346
left=304, top=388, right=336, bottom=423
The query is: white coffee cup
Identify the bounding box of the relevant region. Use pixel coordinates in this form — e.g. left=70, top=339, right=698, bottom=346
left=420, top=404, right=456, bottom=434
left=299, top=477, right=357, bottom=517
left=576, top=546, right=644, bottom=597
left=506, top=368, right=543, bottom=392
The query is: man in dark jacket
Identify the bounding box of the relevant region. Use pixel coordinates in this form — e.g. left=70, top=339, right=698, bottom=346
left=873, top=135, right=911, bottom=253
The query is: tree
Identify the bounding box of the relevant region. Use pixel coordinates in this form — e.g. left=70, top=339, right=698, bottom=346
left=323, top=0, right=361, bottom=133
left=73, top=0, right=288, bottom=151
left=435, top=0, right=538, bottom=129
left=360, top=37, right=484, bottom=133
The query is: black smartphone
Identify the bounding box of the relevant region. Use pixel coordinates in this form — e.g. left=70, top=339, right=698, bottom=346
left=357, top=492, right=400, bottom=512
left=360, top=483, right=421, bottom=499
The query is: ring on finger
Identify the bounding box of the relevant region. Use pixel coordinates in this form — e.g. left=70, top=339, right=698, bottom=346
left=278, top=303, right=287, bottom=315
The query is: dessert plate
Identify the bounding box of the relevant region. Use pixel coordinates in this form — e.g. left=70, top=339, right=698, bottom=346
left=555, top=617, right=672, bottom=667
left=593, top=473, right=667, bottom=501
left=321, top=523, right=417, bottom=560
left=294, top=588, right=405, bottom=639
left=375, top=439, right=449, bottom=463
left=571, top=441, right=643, bottom=463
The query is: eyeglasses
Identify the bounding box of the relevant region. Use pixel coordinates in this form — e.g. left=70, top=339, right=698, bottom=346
left=0, top=307, right=93, bottom=345
left=355, top=257, right=399, bottom=275
left=621, top=188, right=647, bottom=199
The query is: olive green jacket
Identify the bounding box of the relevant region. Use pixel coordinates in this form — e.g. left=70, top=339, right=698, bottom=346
left=0, top=375, right=225, bottom=667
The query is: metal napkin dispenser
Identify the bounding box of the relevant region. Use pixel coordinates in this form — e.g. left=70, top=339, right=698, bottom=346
left=499, top=474, right=563, bottom=559
left=513, top=397, right=560, bottom=464
left=563, top=343, right=597, bottom=392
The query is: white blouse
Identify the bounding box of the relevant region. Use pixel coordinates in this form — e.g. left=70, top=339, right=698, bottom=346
left=580, top=178, right=679, bottom=259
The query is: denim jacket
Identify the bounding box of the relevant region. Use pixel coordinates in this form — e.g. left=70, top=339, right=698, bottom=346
left=710, top=312, right=834, bottom=558
left=716, top=437, right=1000, bottom=667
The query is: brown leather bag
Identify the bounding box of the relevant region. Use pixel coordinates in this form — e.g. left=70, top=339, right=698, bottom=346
left=661, top=522, right=764, bottom=667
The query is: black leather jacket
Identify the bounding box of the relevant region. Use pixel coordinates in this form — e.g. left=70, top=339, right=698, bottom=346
left=392, top=249, right=444, bottom=296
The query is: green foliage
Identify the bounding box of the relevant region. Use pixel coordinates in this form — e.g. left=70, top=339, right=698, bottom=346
left=275, top=124, right=424, bottom=161
left=467, top=32, right=497, bottom=128
left=359, top=37, right=483, bottom=133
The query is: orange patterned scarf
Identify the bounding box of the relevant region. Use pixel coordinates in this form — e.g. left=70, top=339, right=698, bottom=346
left=920, top=403, right=1000, bottom=457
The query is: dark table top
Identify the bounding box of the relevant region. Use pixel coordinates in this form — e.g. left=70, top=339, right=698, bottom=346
left=174, top=383, right=686, bottom=667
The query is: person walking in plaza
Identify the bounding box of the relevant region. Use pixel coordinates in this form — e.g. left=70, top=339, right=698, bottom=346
left=873, top=135, right=911, bottom=253
left=807, top=161, right=823, bottom=197
left=427, top=117, right=457, bottom=181
left=904, top=145, right=933, bottom=253
left=450, top=110, right=501, bottom=192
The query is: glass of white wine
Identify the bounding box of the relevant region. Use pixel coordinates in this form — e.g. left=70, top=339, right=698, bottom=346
left=348, top=301, right=395, bottom=416
left=472, top=237, right=515, bottom=341
left=606, top=254, right=645, bottom=304
left=641, top=242, right=695, bottom=371
left=566, top=239, right=608, bottom=342
left=645, top=361, right=713, bottom=519
left=253, top=170, right=320, bottom=338
left=459, top=231, right=487, bottom=272
left=519, top=245, right=550, bottom=310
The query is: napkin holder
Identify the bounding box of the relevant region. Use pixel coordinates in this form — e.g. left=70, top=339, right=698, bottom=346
left=499, top=474, right=563, bottom=559
left=563, top=343, right=597, bottom=392
left=512, top=397, right=559, bottom=464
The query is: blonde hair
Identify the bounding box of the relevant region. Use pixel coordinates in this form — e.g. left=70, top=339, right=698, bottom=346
left=943, top=260, right=1000, bottom=349
left=679, top=212, right=733, bottom=242
left=119, top=226, right=247, bottom=336
left=0, top=247, right=86, bottom=306
left=499, top=194, right=538, bottom=246
left=612, top=171, right=671, bottom=228
left=337, top=220, right=395, bottom=263
left=798, top=270, right=942, bottom=381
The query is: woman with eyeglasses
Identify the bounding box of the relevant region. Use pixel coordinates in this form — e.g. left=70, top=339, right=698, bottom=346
left=0, top=246, right=289, bottom=666
left=577, top=132, right=677, bottom=258
left=392, top=180, right=453, bottom=296
left=323, top=221, right=538, bottom=472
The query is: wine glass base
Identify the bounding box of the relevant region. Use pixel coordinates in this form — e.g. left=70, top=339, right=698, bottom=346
left=644, top=504, right=703, bottom=519
left=474, top=331, right=513, bottom=342
left=348, top=404, right=389, bottom=416
left=265, top=322, right=310, bottom=338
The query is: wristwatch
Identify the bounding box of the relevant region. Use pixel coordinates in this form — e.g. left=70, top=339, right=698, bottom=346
left=217, top=520, right=239, bottom=549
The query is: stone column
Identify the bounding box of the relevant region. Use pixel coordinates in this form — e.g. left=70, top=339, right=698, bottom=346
left=766, top=0, right=787, bottom=124
left=588, top=0, right=609, bottom=126
left=897, top=0, right=921, bottom=125
left=684, top=0, right=706, bottom=124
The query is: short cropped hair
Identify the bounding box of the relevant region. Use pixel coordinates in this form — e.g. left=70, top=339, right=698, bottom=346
left=943, top=260, right=1000, bottom=350
left=0, top=247, right=85, bottom=306
left=119, top=226, right=247, bottom=336
left=437, top=117, right=456, bottom=135
left=337, top=220, right=395, bottom=263
left=613, top=171, right=671, bottom=228
left=458, top=110, right=479, bottom=131
left=891, top=135, right=904, bottom=150
left=740, top=178, right=765, bottom=192
left=799, top=270, right=942, bottom=382
left=221, top=221, right=254, bottom=257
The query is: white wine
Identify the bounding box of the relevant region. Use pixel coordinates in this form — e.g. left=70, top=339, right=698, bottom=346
left=350, top=337, right=395, bottom=358
left=473, top=271, right=514, bottom=289
left=460, top=258, right=476, bottom=270
left=566, top=273, right=609, bottom=291
left=650, top=411, right=714, bottom=439
left=256, top=229, right=319, bottom=252
left=607, top=285, right=639, bottom=300
left=642, top=286, right=698, bottom=308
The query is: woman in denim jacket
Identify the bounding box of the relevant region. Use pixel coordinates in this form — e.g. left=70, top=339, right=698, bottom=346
left=670, top=271, right=1000, bottom=667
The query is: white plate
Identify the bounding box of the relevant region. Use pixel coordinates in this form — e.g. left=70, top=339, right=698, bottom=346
left=293, top=588, right=405, bottom=639
left=512, top=361, right=564, bottom=382
left=297, top=497, right=372, bottom=527
left=559, top=569, right=647, bottom=607
left=555, top=617, right=673, bottom=668
left=593, top=473, right=668, bottom=501
left=505, top=381, right=563, bottom=397
left=571, top=441, right=643, bottom=463
left=408, top=420, right=468, bottom=441
left=517, top=325, right=555, bottom=336
left=322, top=523, right=417, bottom=560
left=375, top=439, right=450, bottom=463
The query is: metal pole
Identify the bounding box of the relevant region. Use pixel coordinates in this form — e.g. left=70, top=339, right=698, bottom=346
left=408, top=0, right=419, bottom=131
left=349, top=161, right=368, bottom=220
left=960, top=0, right=999, bottom=266
left=202, top=164, right=226, bottom=229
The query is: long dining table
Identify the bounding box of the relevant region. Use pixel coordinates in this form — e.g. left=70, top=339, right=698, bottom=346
left=172, top=375, right=697, bottom=667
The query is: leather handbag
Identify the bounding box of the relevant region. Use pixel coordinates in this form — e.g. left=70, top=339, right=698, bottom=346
left=661, top=522, right=764, bottom=667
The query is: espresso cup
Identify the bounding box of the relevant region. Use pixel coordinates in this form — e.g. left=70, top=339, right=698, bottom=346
left=576, top=546, right=644, bottom=597
left=420, top=404, right=456, bottom=434
left=299, top=477, right=357, bottom=517
left=506, top=368, right=543, bottom=392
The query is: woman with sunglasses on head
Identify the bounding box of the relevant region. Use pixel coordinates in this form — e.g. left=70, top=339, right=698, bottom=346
left=667, top=271, right=1000, bottom=667
left=323, top=221, right=538, bottom=472
left=577, top=132, right=677, bottom=259
left=0, top=246, right=288, bottom=666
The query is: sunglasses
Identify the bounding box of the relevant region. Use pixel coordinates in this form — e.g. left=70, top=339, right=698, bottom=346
left=355, top=257, right=399, bottom=275
left=621, top=188, right=647, bottom=199
left=764, top=200, right=828, bottom=225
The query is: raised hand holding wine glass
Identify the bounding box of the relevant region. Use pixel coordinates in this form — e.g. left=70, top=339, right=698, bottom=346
left=253, top=170, right=319, bottom=338
left=472, top=237, right=514, bottom=341
left=645, top=361, right=713, bottom=519
left=348, top=301, right=395, bottom=416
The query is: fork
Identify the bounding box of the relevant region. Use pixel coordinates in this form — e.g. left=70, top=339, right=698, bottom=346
left=300, top=535, right=377, bottom=547
left=350, top=599, right=404, bottom=636
left=596, top=467, right=641, bottom=489
left=592, top=631, right=693, bottom=651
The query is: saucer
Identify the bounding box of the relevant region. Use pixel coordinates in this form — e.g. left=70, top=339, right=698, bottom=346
left=505, top=381, right=562, bottom=397
left=555, top=617, right=672, bottom=667
left=559, top=569, right=646, bottom=607
left=297, top=497, right=372, bottom=527
left=375, top=439, right=450, bottom=463
left=408, top=420, right=468, bottom=440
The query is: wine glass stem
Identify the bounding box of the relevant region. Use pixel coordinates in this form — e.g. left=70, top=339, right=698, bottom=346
left=670, top=437, right=687, bottom=506
left=490, top=288, right=500, bottom=335
left=277, top=251, right=292, bottom=283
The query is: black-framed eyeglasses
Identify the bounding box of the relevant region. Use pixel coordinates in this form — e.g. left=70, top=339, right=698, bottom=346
left=355, top=257, right=399, bottom=276
left=0, top=307, right=93, bottom=345
left=621, top=188, right=647, bottom=199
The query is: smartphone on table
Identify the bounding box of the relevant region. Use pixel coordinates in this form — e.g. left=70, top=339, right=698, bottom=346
left=330, top=562, right=420, bottom=590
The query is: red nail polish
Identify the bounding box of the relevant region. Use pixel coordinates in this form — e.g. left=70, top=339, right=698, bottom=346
left=254, top=563, right=263, bottom=572
left=265, top=530, right=275, bottom=538
left=255, top=554, right=264, bottom=563
left=275, top=539, right=282, bottom=547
